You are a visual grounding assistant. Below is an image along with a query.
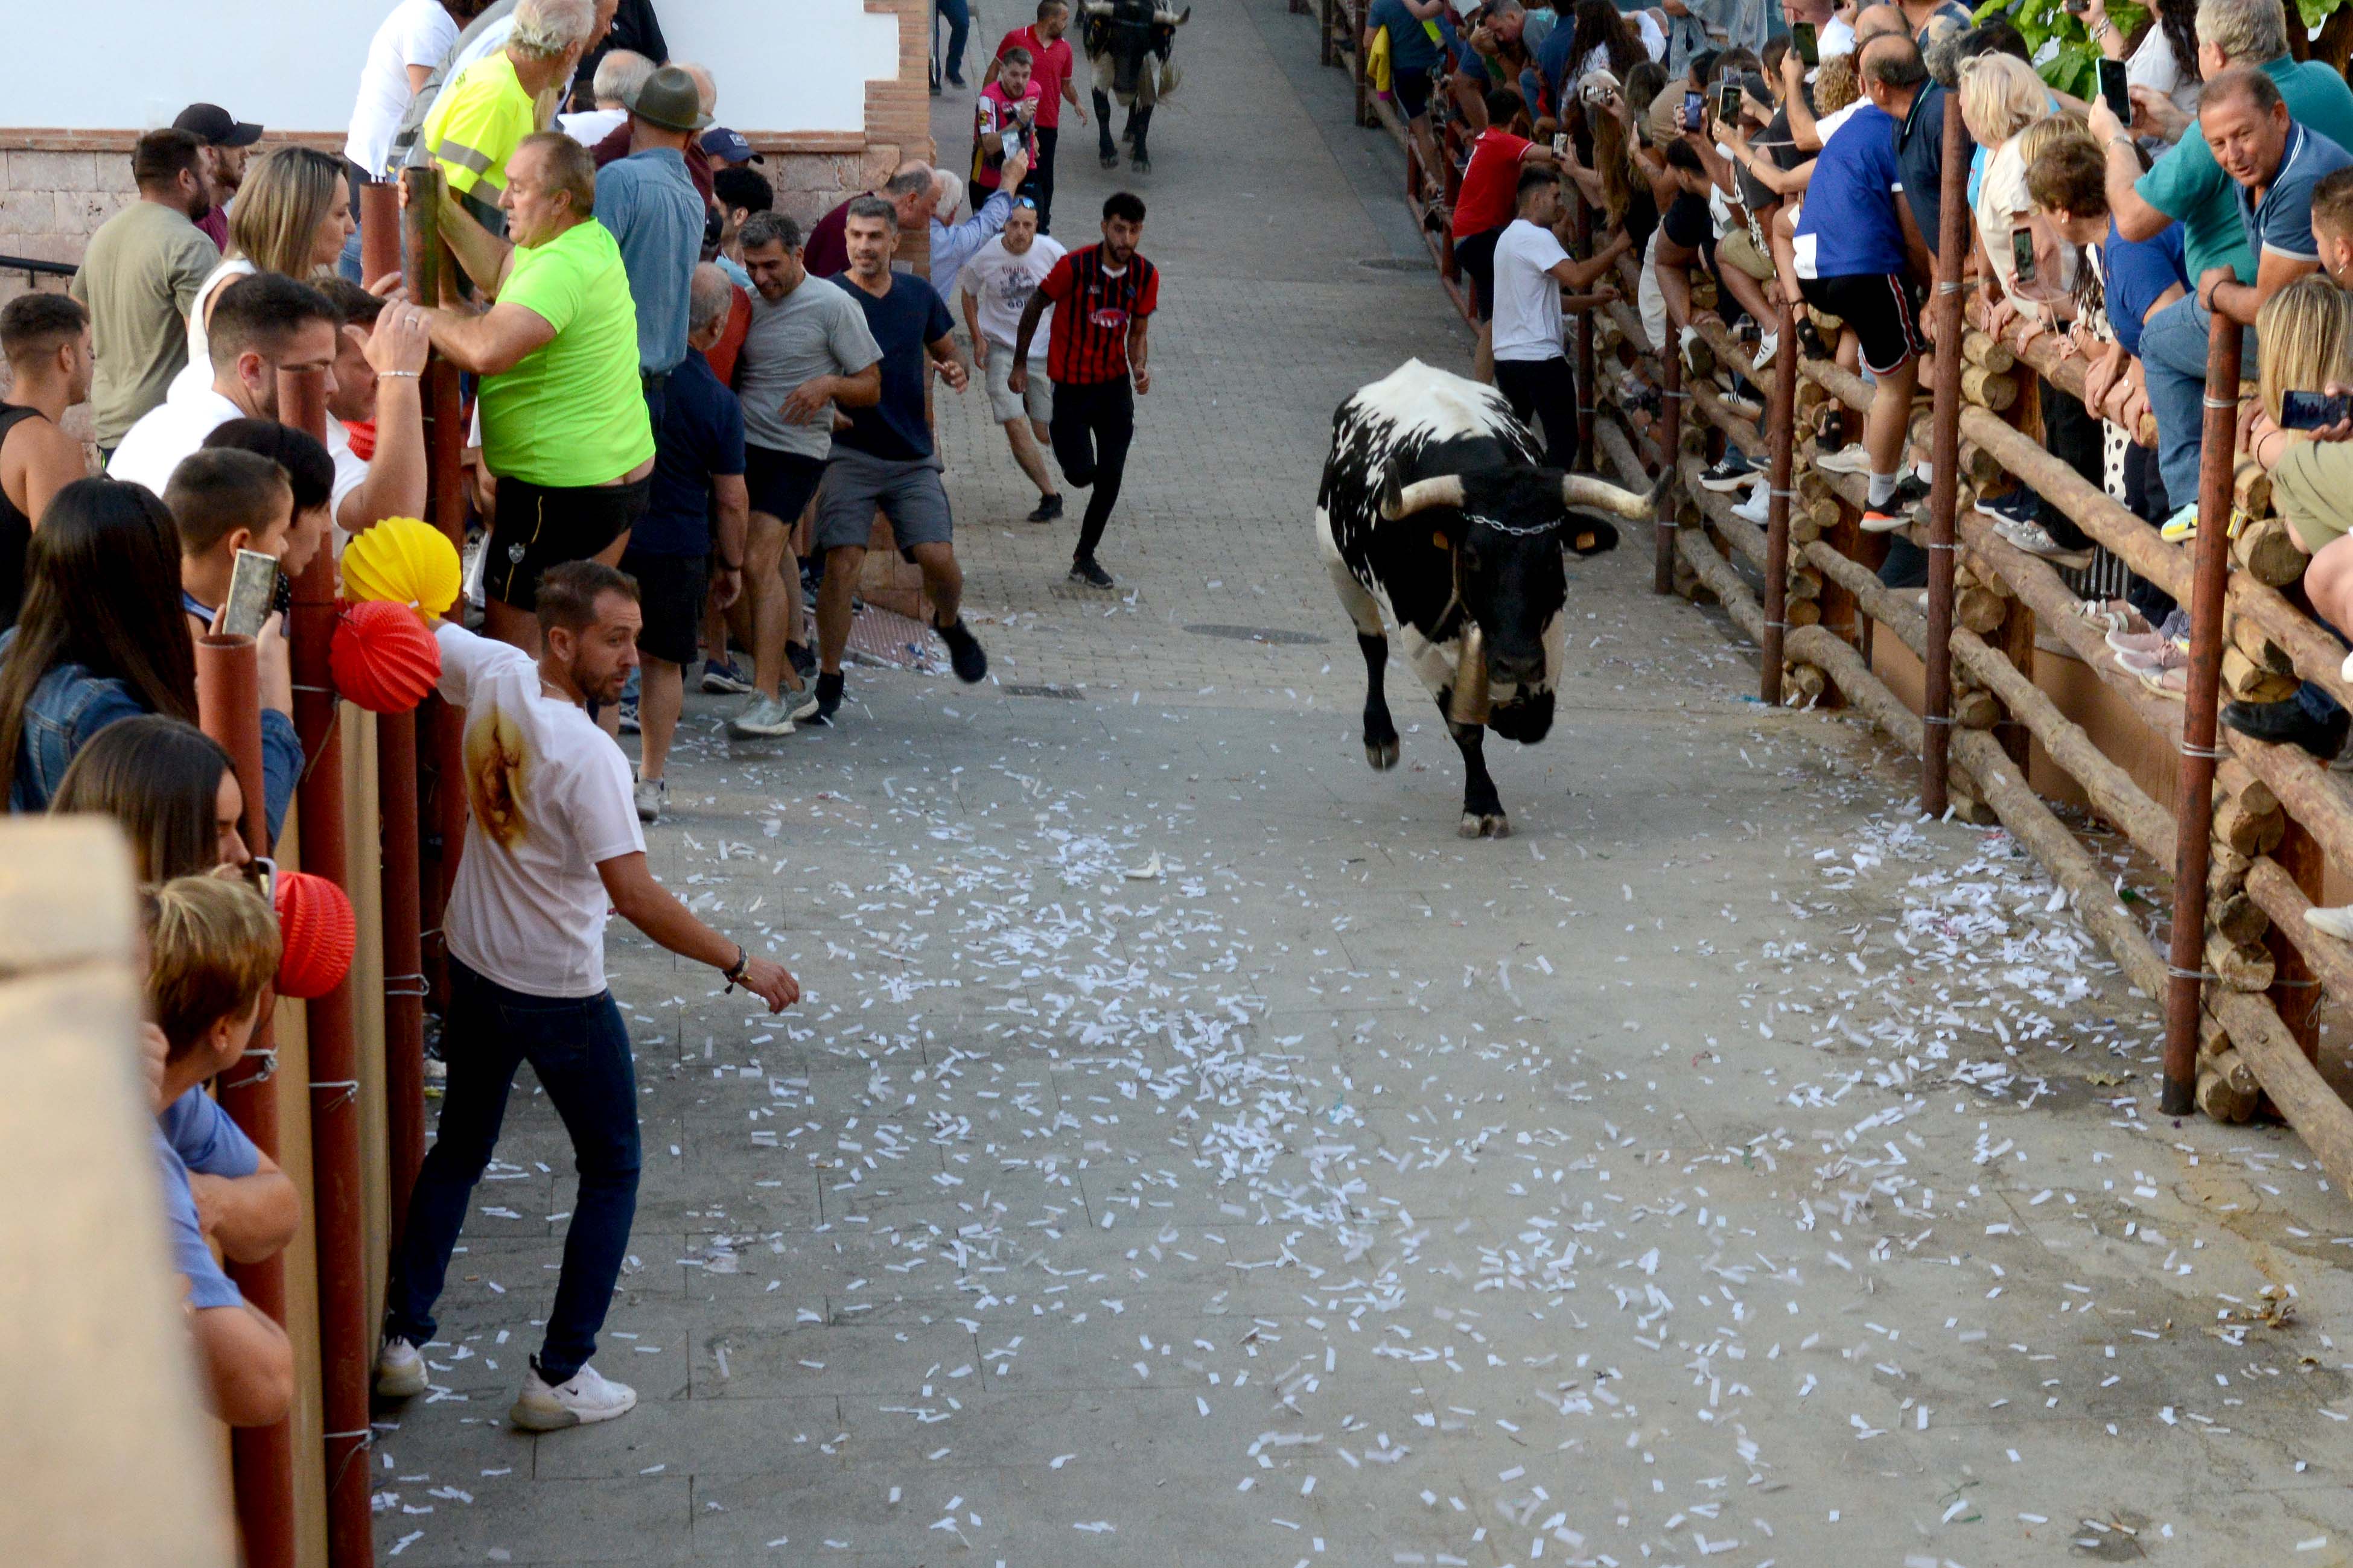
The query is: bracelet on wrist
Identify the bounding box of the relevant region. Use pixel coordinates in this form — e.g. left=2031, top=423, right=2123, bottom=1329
left=722, top=944, right=749, bottom=988
left=380, top=369, right=422, bottom=379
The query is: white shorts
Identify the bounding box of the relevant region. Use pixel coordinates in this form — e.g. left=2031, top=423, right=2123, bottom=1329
left=985, top=350, right=1053, bottom=426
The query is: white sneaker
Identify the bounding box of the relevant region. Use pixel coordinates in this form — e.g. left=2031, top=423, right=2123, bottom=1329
left=728, top=694, right=796, bottom=738
left=375, top=1336, right=427, bottom=1399
left=782, top=686, right=821, bottom=723
left=1815, top=445, right=1876, bottom=476
left=633, top=776, right=666, bottom=824
left=1730, top=488, right=1771, bottom=525
left=2306, top=906, right=2353, bottom=942
left=509, top=1361, right=637, bottom=1432
left=2341, top=647, right=2353, bottom=686
left=1753, top=331, right=1779, bottom=369
left=1995, top=518, right=2094, bottom=568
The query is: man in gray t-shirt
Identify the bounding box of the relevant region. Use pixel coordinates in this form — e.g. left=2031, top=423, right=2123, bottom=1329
left=722, top=212, right=882, bottom=739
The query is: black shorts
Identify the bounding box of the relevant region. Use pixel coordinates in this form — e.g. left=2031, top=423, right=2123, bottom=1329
left=1797, top=271, right=1928, bottom=378
left=617, top=547, right=707, bottom=666
left=1392, top=65, right=1433, bottom=121
left=745, top=444, right=827, bottom=524
left=1454, top=225, right=1501, bottom=322
left=484, top=474, right=650, bottom=612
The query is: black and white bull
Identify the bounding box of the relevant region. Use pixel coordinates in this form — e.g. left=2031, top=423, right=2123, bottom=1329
left=1082, top=0, right=1189, bottom=173
left=1316, top=360, right=1653, bottom=838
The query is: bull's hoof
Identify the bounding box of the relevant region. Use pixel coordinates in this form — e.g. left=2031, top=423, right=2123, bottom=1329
left=1458, top=810, right=1511, bottom=840
left=1130, top=152, right=1152, bottom=173
left=1100, top=151, right=1121, bottom=169
left=1364, top=735, right=1399, bottom=770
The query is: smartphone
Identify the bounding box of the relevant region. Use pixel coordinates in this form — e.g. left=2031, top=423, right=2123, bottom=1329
left=2282, top=390, right=2353, bottom=430
left=220, top=548, right=280, bottom=640
left=2010, top=223, right=2037, bottom=286
left=2097, top=57, right=2131, bottom=120
left=2063, top=0, right=2087, bottom=11
left=1552, top=132, right=1568, bottom=157
left=1718, top=82, right=1742, bottom=124
left=1684, top=90, right=1705, bottom=132
left=1791, top=21, right=1818, bottom=66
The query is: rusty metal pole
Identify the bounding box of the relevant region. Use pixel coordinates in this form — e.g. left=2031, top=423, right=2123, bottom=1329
left=2165, top=313, right=2245, bottom=1116
left=1920, top=90, right=1970, bottom=817
left=277, top=367, right=376, bottom=1568
left=196, top=633, right=296, bottom=1568
left=1573, top=189, right=1596, bottom=470
left=1761, top=290, right=1801, bottom=705
left=1654, top=338, right=1683, bottom=595
left=359, top=181, right=402, bottom=288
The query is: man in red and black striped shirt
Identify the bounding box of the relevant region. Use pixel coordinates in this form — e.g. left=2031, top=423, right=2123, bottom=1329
left=1010, top=190, right=1156, bottom=589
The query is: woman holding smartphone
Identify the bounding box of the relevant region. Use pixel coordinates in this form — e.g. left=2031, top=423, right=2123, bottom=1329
left=2080, top=0, right=2203, bottom=125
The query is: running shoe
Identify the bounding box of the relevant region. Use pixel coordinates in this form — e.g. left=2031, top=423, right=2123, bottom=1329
left=1027, top=493, right=1065, bottom=522
left=510, top=1360, right=636, bottom=1432
left=1730, top=487, right=1771, bottom=525
left=1859, top=506, right=1909, bottom=534
left=935, top=616, right=989, bottom=684
left=1994, top=518, right=2094, bottom=569
left=617, top=696, right=640, bottom=734
left=701, top=655, right=754, bottom=695
left=1698, top=452, right=1759, bottom=492
left=728, top=695, right=797, bottom=738
left=633, top=776, right=666, bottom=823
left=1815, top=444, right=1876, bottom=476
left=2159, top=503, right=2199, bottom=544
left=1069, top=557, right=1116, bottom=589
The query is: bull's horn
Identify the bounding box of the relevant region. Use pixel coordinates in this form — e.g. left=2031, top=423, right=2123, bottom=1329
left=1154, top=5, right=1191, bottom=21
left=1559, top=474, right=1655, bottom=520
left=1380, top=474, right=1466, bottom=521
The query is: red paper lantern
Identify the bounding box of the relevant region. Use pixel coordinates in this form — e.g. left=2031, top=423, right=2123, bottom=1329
left=330, top=598, right=441, bottom=714
left=273, top=869, right=355, bottom=1000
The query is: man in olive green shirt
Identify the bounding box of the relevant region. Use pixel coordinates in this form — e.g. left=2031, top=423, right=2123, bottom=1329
left=422, top=132, right=653, bottom=652
left=69, top=129, right=220, bottom=452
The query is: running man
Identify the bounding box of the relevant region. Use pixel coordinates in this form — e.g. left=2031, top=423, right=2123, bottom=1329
left=1010, top=190, right=1157, bottom=590
left=960, top=195, right=1068, bottom=522
left=812, top=197, right=990, bottom=723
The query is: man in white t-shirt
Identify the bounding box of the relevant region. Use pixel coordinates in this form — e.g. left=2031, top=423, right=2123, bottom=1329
left=1489, top=167, right=1629, bottom=468
left=376, top=560, right=798, bottom=1433
left=342, top=0, right=465, bottom=281
left=960, top=197, right=1068, bottom=522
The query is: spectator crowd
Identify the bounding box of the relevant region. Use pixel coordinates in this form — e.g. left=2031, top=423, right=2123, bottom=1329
left=1, top=0, right=1168, bottom=1445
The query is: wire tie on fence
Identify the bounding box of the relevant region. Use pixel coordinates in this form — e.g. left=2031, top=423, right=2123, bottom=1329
left=1763, top=619, right=1791, bottom=631
left=2167, top=965, right=2220, bottom=982
left=384, top=970, right=431, bottom=998
left=1926, top=541, right=1961, bottom=552
left=1922, top=713, right=1956, bottom=726
left=290, top=682, right=336, bottom=695
left=1769, top=487, right=1799, bottom=499
left=220, top=1049, right=279, bottom=1090
left=2177, top=740, right=2227, bottom=759
left=2203, top=396, right=2236, bottom=410
left=1663, top=389, right=1692, bottom=401
left=311, top=1078, right=361, bottom=1109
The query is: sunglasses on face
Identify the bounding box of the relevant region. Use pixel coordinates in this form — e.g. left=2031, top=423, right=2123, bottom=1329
left=1013, top=195, right=1039, bottom=209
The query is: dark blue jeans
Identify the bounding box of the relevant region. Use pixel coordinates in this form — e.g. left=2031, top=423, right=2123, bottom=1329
left=384, top=957, right=641, bottom=1384
left=935, top=0, right=969, bottom=74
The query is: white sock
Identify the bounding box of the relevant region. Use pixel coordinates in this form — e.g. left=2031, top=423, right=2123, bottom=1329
left=1868, top=472, right=1897, bottom=507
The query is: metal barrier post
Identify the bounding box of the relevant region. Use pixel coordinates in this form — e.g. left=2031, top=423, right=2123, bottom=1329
left=1761, top=292, right=1800, bottom=699
left=2165, top=314, right=2245, bottom=1114
left=1655, top=335, right=1683, bottom=595
left=1574, top=190, right=1596, bottom=470
left=1920, top=90, right=1970, bottom=816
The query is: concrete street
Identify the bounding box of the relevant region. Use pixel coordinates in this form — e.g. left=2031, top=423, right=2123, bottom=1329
left=373, top=3, right=2353, bottom=1563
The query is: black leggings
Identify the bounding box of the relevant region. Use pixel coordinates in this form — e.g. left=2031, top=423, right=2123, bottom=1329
left=1051, top=376, right=1136, bottom=561
left=1494, top=356, right=1578, bottom=469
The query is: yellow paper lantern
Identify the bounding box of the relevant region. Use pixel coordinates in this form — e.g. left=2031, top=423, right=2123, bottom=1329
left=341, top=517, right=460, bottom=618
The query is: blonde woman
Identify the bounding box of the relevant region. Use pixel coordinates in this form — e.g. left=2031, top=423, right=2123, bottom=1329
left=165, top=146, right=354, bottom=407
left=1961, top=52, right=2057, bottom=337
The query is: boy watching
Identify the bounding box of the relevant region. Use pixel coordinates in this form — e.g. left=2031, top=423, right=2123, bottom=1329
left=165, top=446, right=292, bottom=641
left=146, top=873, right=297, bottom=1428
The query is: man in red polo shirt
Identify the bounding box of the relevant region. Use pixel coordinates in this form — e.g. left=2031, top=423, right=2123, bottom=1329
left=1451, top=87, right=1556, bottom=382
left=1009, top=189, right=1156, bottom=591
left=989, top=0, right=1088, bottom=234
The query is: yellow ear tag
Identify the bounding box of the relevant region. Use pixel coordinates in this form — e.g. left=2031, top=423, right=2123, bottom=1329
left=1431, top=530, right=1448, bottom=550
left=1573, top=532, right=1596, bottom=551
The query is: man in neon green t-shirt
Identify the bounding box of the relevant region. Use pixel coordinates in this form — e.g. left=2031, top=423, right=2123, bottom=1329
left=421, top=0, right=599, bottom=237
left=422, top=132, right=654, bottom=652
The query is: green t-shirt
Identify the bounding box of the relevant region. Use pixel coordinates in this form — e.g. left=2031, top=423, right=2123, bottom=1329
left=2136, top=56, right=2353, bottom=286
left=480, top=218, right=654, bottom=487
left=70, top=200, right=221, bottom=445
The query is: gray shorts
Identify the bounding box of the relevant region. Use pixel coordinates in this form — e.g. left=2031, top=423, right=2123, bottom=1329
left=814, top=446, right=955, bottom=553
left=985, top=349, right=1053, bottom=425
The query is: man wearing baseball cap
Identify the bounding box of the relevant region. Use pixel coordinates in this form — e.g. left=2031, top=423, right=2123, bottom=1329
left=172, top=104, right=263, bottom=252
left=596, top=64, right=708, bottom=427
left=701, top=127, right=763, bottom=171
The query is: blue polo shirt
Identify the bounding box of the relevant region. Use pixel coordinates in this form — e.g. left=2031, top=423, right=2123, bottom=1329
left=632, top=350, right=745, bottom=556
left=1897, top=84, right=1973, bottom=259
left=2237, top=122, right=2353, bottom=265
left=1794, top=106, right=1906, bottom=279
left=2101, top=219, right=2188, bottom=357
left=2139, top=54, right=2353, bottom=285
left=156, top=1087, right=262, bottom=1312
left=594, top=147, right=705, bottom=374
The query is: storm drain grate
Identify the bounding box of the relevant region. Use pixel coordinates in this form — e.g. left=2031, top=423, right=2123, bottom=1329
left=1002, top=683, right=1084, bottom=699
left=1360, top=256, right=1436, bottom=271
left=1184, top=623, right=1329, bottom=646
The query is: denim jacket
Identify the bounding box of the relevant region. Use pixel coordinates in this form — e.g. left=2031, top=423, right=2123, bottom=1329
left=2, top=628, right=301, bottom=840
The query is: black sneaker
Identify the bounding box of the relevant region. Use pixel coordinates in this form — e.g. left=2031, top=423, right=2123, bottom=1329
left=1893, top=472, right=1932, bottom=508
left=812, top=670, right=845, bottom=725
left=1027, top=494, right=1065, bottom=523
left=944, top=68, right=967, bottom=87
left=1698, top=452, right=1756, bottom=493
left=1068, top=557, right=1115, bottom=589
left=1877, top=535, right=1929, bottom=591
left=2223, top=696, right=2351, bottom=760
left=935, top=616, right=988, bottom=683
left=786, top=641, right=815, bottom=681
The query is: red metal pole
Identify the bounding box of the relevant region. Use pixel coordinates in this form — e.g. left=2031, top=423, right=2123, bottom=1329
left=278, top=366, right=375, bottom=1568
left=2165, top=314, right=2245, bottom=1116
left=1573, top=189, right=1596, bottom=471
left=1921, top=92, right=1972, bottom=816
left=1761, top=290, right=1800, bottom=703
left=379, top=711, right=425, bottom=1239
left=196, top=633, right=296, bottom=1568
left=360, top=181, right=402, bottom=290
left=1655, top=340, right=1683, bottom=595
